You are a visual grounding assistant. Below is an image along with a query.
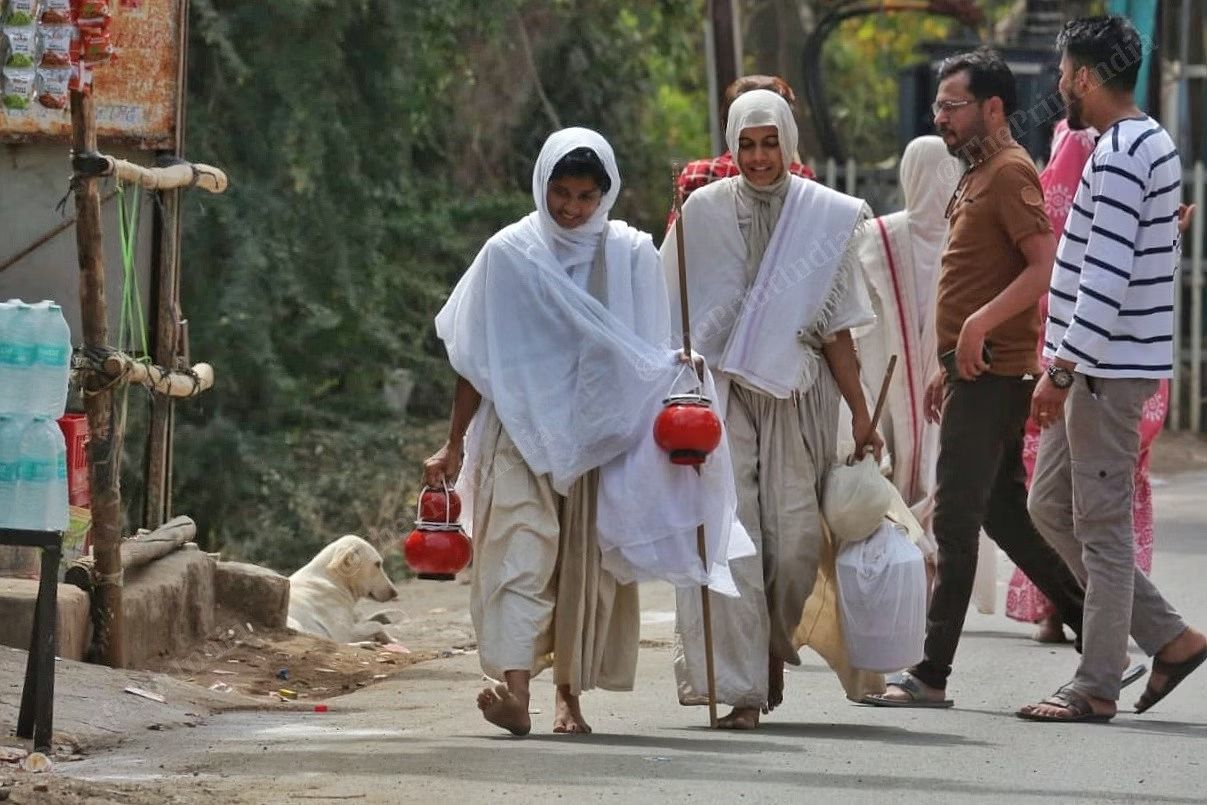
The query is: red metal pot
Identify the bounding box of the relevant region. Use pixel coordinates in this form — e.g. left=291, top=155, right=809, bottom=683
left=419, top=485, right=462, bottom=523
left=653, top=392, right=722, bottom=466
left=403, top=524, right=472, bottom=582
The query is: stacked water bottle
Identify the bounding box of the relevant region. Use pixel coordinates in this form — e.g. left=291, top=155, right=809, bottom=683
left=0, top=299, right=71, bottom=532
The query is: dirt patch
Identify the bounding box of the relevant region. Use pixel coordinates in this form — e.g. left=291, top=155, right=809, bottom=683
left=0, top=771, right=227, bottom=804
left=141, top=609, right=446, bottom=706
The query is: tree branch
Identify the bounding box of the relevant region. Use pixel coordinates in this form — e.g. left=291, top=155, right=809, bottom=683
left=515, top=15, right=562, bottom=131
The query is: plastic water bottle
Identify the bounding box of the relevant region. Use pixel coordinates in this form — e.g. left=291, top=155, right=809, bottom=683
left=0, top=301, right=36, bottom=415
left=30, top=302, right=71, bottom=418
left=0, top=301, right=15, bottom=414
left=11, top=417, right=68, bottom=531
left=0, top=415, right=21, bottom=528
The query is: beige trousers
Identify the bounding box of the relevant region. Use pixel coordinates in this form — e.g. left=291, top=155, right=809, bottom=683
left=470, top=412, right=640, bottom=695
left=675, top=368, right=884, bottom=708
left=1028, top=375, right=1186, bottom=700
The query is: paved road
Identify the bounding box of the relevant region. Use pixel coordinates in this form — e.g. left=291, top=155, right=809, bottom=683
left=66, top=471, right=1207, bottom=804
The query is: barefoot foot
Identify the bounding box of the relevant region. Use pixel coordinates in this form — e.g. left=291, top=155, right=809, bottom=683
left=553, top=685, right=592, bottom=734
left=477, top=683, right=531, bottom=736
left=716, top=706, right=759, bottom=730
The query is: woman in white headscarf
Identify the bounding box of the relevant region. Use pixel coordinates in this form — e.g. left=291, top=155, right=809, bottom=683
left=841, top=137, right=1008, bottom=618
left=425, top=128, right=746, bottom=737
left=845, top=136, right=961, bottom=565
left=664, top=90, right=883, bottom=729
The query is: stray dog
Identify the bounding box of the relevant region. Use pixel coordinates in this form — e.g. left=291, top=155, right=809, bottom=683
left=287, top=534, right=398, bottom=643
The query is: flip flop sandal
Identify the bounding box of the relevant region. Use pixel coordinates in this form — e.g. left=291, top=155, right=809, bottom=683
left=1121, top=662, right=1147, bottom=690
left=1134, top=646, right=1207, bottom=714
left=861, top=672, right=954, bottom=709
left=1016, top=687, right=1114, bottom=723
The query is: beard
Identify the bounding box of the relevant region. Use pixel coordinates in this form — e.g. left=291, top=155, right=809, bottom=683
left=940, top=119, right=989, bottom=161
left=1065, top=95, right=1087, bottom=131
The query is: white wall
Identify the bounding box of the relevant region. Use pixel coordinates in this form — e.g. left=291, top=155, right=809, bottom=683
left=0, top=141, right=156, bottom=347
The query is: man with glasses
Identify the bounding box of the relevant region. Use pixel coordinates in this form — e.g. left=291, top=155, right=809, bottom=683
left=865, top=48, right=1087, bottom=708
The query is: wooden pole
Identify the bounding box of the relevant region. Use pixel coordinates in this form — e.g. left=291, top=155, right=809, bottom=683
left=145, top=0, right=192, bottom=529
left=706, top=0, right=741, bottom=154
left=869, top=355, right=897, bottom=435
left=672, top=182, right=719, bottom=729
left=72, top=89, right=126, bottom=668
left=144, top=187, right=179, bottom=529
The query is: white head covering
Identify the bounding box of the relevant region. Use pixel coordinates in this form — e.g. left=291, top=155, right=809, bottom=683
left=531, top=127, right=622, bottom=268
left=899, top=136, right=961, bottom=285
left=724, top=89, right=797, bottom=175
left=723, top=90, right=799, bottom=281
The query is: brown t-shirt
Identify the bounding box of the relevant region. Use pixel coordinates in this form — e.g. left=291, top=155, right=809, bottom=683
left=936, top=142, right=1051, bottom=376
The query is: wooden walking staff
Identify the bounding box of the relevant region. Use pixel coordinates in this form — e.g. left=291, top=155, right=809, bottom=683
left=671, top=178, right=720, bottom=728
left=869, top=355, right=897, bottom=440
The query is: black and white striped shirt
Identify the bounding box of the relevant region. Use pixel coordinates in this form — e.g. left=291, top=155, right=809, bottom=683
left=1044, top=116, right=1180, bottom=379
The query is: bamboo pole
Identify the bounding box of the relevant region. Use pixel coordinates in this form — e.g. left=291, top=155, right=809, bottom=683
left=72, top=154, right=228, bottom=193
left=672, top=182, right=719, bottom=729
left=72, top=89, right=125, bottom=668
left=101, top=352, right=214, bottom=397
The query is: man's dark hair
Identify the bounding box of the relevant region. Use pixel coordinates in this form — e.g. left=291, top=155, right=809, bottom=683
left=723, top=74, right=796, bottom=121
left=937, top=47, right=1018, bottom=116
left=1057, top=16, right=1143, bottom=92
left=550, top=147, right=611, bottom=194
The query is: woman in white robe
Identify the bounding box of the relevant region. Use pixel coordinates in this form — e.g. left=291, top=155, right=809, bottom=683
left=425, top=128, right=746, bottom=737
left=664, top=90, right=883, bottom=729
left=846, top=136, right=1001, bottom=613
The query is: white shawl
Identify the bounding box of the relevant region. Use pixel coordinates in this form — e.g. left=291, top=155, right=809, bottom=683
left=663, top=175, right=872, bottom=403
left=436, top=127, right=751, bottom=593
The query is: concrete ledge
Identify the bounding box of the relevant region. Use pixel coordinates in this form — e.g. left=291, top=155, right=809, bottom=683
left=121, top=544, right=215, bottom=668
left=215, top=561, right=290, bottom=628
left=0, top=579, right=92, bottom=661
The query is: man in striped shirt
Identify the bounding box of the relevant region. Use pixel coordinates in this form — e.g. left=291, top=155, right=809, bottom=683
left=1020, top=16, right=1207, bottom=724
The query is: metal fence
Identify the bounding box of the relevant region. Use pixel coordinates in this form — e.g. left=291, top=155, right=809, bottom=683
left=808, top=158, right=1207, bottom=433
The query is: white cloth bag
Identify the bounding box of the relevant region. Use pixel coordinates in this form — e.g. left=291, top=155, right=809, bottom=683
left=835, top=520, right=926, bottom=673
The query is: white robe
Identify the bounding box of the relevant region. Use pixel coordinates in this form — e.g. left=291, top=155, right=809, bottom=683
left=846, top=135, right=999, bottom=609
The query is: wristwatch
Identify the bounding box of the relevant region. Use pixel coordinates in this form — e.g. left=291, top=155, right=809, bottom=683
left=1046, top=364, right=1075, bottom=389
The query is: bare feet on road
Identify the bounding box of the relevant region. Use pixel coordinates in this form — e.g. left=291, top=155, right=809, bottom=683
left=717, top=706, right=760, bottom=730
left=553, top=685, right=592, bottom=734
left=477, top=683, right=531, bottom=736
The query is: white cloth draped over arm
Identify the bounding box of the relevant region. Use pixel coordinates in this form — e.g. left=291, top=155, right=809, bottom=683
left=438, top=215, right=751, bottom=594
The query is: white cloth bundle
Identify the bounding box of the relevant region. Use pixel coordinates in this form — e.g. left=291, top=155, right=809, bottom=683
left=835, top=520, right=927, bottom=672
left=821, top=454, right=894, bottom=545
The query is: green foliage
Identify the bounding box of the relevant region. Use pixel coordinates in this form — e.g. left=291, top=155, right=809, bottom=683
left=176, top=0, right=707, bottom=570
left=818, top=0, right=1052, bottom=161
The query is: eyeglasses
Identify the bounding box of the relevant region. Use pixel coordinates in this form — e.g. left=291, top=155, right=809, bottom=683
left=944, top=169, right=972, bottom=220
left=932, top=99, right=976, bottom=116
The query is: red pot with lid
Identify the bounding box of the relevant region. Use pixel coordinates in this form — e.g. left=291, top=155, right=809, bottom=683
left=653, top=391, right=722, bottom=466
left=403, top=485, right=471, bottom=581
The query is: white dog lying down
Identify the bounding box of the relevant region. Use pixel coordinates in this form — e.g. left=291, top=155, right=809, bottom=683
left=287, top=534, right=399, bottom=643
